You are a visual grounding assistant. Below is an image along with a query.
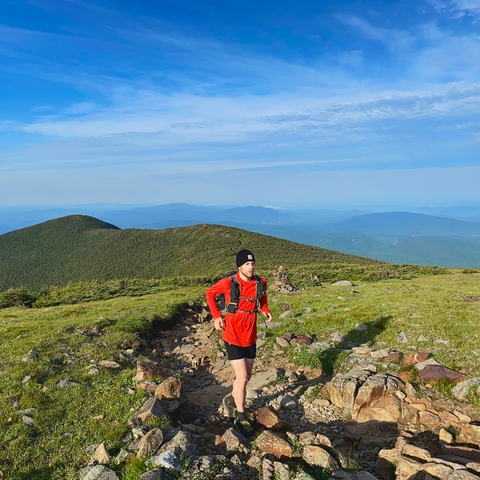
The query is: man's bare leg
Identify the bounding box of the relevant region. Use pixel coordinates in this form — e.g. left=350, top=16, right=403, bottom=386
left=230, top=357, right=255, bottom=413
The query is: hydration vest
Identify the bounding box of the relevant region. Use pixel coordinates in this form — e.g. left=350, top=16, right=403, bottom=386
left=216, top=274, right=265, bottom=315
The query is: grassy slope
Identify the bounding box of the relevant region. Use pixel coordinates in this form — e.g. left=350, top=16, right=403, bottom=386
left=0, top=215, right=381, bottom=290
left=0, top=286, right=205, bottom=480
left=0, top=273, right=479, bottom=479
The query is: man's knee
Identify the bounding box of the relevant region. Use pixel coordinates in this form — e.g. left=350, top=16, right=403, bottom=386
left=235, top=375, right=249, bottom=388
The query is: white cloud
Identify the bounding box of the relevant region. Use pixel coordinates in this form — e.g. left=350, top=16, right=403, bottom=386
left=335, top=15, right=415, bottom=52
left=425, top=0, right=480, bottom=16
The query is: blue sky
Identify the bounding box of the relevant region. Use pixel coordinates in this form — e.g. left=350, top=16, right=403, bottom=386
left=1, top=0, right=479, bottom=207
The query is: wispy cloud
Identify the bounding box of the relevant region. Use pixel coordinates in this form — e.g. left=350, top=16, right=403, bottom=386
left=425, top=0, right=480, bottom=17
left=335, top=15, right=415, bottom=52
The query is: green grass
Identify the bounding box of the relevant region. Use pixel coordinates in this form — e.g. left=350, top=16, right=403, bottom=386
left=262, top=272, right=480, bottom=377
left=2, top=272, right=480, bottom=479
left=0, top=286, right=203, bottom=480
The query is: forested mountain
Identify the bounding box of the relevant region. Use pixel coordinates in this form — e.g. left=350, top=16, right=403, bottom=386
left=0, top=215, right=381, bottom=290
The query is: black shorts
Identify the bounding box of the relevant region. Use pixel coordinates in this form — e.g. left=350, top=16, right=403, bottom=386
left=224, top=341, right=256, bottom=360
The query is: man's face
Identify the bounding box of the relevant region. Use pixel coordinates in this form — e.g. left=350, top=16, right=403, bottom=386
left=239, top=261, right=255, bottom=279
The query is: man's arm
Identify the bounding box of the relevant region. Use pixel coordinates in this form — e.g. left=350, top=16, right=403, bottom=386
left=205, top=277, right=231, bottom=331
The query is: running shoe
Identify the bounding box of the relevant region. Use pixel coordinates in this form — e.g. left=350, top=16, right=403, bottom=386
left=234, top=417, right=255, bottom=438
left=221, top=394, right=236, bottom=419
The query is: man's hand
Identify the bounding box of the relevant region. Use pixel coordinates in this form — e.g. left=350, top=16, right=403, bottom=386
left=214, top=317, right=224, bottom=331
left=263, top=311, right=273, bottom=324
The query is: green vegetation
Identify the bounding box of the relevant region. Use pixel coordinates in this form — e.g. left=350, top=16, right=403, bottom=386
left=1, top=252, right=479, bottom=478
left=261, top=272, right=480, bottom=377
left=0, top=215, right=384, bottom=291
left=0, top=286, right=204, bottom=480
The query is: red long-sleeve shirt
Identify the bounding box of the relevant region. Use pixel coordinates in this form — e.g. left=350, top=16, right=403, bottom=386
left=206, top=272, right=270, bottom=347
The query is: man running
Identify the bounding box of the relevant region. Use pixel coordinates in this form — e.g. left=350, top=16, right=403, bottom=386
left=206, top=249, right=273, bottom=434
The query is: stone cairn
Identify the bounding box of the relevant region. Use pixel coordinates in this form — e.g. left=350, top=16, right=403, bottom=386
left=270, top=266, right=297, bottom=294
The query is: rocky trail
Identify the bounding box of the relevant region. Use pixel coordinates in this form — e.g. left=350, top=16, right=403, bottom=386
left=72, top=290, right=480, bottom=480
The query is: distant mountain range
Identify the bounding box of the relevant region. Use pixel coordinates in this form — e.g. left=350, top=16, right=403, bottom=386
left=327, top=212, right=480, bottom=237
left=2, top=203, right=480, bottom=268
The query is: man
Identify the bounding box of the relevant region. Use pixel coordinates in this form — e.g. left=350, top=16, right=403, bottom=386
left=206, top=249, right=272, bottom=434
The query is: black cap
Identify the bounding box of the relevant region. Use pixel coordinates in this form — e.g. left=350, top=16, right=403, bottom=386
left=236, top=249, right=255, bottom=268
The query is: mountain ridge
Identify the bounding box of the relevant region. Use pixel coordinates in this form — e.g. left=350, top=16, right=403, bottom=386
left=0, top=215, right=381, bottom=290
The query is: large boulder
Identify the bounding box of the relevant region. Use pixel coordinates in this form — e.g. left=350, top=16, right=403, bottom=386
left=303, top=445, right=339, bottom=469
left=255, top=431, right=292, bottom=460
left=155, top=377, right=181, bottom=400
left=156, top=430, right=198, bottom=457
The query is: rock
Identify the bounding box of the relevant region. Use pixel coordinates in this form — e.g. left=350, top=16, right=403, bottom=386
left=452, top=377, right=480, bottom=401
left=314, top=434, right=332, bottom=447
left=156, top=430, right=198, bottom=457
left=296, top=335, right=312, bottom=345
left=383, top=351, right=403, bottom=363
left=457, top=424, right=480, bottom=447
left=279, top=310, right=295, bottom=319
left=440, top=428, right=454, bottom=444
left=136, top=428, right=163, bottom=458
left=327, top=374, right=361, bottom=416
left=402, top=444, right=432, bottom=461
left=466, top=462, right=480, bottom=474
left=353, top=374, right=388, bottom=417
left=397, top=332, right=409, bottom=343
left=255, top=431, right=292, bottom=460
left=414, top=358, right=440, bottom=371
left=396, top=372, right=411, bottom=382
left=297, top=431, right=315, bottom=445
left=247, top=456, right=262, bottom=469
left=22, top=415, right=34, bottom=426
left=154, top=377, right=181, bottom=400
left=395, top=456, right=424, bottom=480
left=376, top=448, right=400, bottom=480
left=221, top=428, right=245, bottom=451
left=256, top=406, right=282, bottom=429
left=417, top=334, right=428, bottom=342
left=127, top=398, right=164, bottom=427
left=303, top=445, right=339, bottom=469
left=55, top=380, right=79, bottom=388
left=418, top=365, right=468, bottom=383
left=294, top=472, right=315, bottom=480
left=402, top=350, right=430, bottom=367
left=274, top=461, right=290, bottom=480
left=355, top=324, right=367, bottom=331
left=332, top=281, right=352, bottom=286
left=132, top=361, right=165, bottom=382
left=423, top=462, right=454, bottom=478
left=263, top=458, right=275, bottom=480
left=277, top=395, right=297, bottom=410
left=246, top=389, right=259, bottom=399
left=249, top=368, right=283, bottom=389
left=139, top=469, right=164, bottom=480
left=448, top=472, right=480, bottom=479
left=16, top=408, right=37, bottom=416
left=98, top=360, right=122, bottom=370
left=88, top=442, right=109, bottom=466
left=276, top=337, right=290, bottom=347
left=418, top=410, right=441, bottom=430
left=77, top=465, right=119, bottom=480
left=145, top=451, right=181, bottom=469
left=114, top=449, right=132, bottom=465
